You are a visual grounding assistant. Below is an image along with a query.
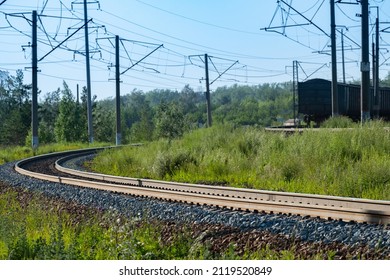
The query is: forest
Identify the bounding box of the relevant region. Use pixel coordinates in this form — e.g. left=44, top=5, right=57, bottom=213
left=0, top=69, right=294, bottom=146
left=3, top=69, right=390, bottom=147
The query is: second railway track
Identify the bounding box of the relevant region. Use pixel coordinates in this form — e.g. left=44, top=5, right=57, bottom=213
left=15, top=147, right=390, bottom=225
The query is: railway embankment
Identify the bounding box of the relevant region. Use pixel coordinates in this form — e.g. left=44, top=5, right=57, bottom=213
left=1, top=158, right=390, bottom=259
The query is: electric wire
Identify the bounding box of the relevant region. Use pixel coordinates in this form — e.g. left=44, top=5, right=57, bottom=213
left=2, top=0, right=389, bottom=92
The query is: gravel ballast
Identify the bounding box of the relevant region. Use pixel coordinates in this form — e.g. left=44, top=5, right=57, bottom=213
left=1, top=160, right=390, bottom=258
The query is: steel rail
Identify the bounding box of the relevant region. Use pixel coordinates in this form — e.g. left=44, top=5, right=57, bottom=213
left=55, top=153, right=390, bottom=212
left=15, top=148, right=390, bottom=224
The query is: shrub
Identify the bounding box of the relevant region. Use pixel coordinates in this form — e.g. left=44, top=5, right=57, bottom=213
left=321, top=116, right=354, bottom=128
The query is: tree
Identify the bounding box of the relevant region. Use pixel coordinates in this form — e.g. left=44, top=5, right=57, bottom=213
left=381, top=71, right=390, bottom=87
left=122, top=90, right=154, bottom=143
left=55, top=82, right=86, bottom=142
left=154, top=102, right=185, bottom=140
left=38, top=89, right=60, bottom=143
left=0, top=70, right=31, bottom=146
left=93, top=100, right=115, bottom=143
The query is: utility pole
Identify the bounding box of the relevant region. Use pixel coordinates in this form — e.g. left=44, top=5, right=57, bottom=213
left=330, top=0, right=338, bottom=116
left=204, top=54, right=212, bottom=127
left=28, top=7, right=89, bottom=150
left=32, top=10, right=38, bottom=150
left=96, top=37, right=162, bottom=143
left=76, top=84, right=79, bottom=104
left=372, top=34, right=375, bottom=88
left=375, top=11, right=380, bottom=117
left=292, top=60, right=299, bottom=126
left=361, top=0, right=370, bottom=122
left=341, top=29, right=346, bottom=84
left=189, top=54, right=237, bottom=128
left=115, top=35, right=121, bottom=145
left=84, top=0, right=93, bottom=143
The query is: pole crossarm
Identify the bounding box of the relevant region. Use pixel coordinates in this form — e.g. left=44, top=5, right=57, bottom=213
left=120, top=44, right=163, bottom=75
left=261, top=23, right=311, bottom=32
left=71, top=1, right=100, bottom=10
left=210, top=59, right=239, bottom=85
left=277, top=0, right=330, bottom=37
left=335, top=0, right=359, bottom=4
left=381, top=26, right=390, bottom=33
left=39, top=19, right=92, bottom=62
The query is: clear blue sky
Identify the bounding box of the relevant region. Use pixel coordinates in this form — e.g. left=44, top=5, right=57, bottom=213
left=1, top=0, right=390, bottom=100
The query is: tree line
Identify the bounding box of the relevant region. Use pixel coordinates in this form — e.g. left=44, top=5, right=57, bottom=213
left=1, top=69, right=296, bottom=146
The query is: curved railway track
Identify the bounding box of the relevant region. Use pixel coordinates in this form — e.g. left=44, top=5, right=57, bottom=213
left=14, top=147, right=390, bottom=225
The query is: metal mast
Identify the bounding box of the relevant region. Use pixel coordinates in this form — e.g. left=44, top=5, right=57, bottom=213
left=330, top=0, right=338, bottom=116
left=32, top=10, right=38, bottom=150
left=293, top=60, right=299, bottom=126
left=115, top=35, right=121, bottom=145
left=84, top=0, right=94, bottom=142
left=204, top=54, right=212, bottom=127
left=360, top=0, right=370, bottom=122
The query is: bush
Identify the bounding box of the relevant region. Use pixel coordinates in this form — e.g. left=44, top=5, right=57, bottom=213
left=321, top=116, right=354, bottom=128
left=91, top=123, right=390, bottom=200
left=152, top=150, right=197, bottom=179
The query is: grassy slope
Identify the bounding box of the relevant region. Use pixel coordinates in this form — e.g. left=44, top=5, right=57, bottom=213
left=92, top=122, right=390, bottom=200
left=1, top=126, right=389, bottom=259
left=0, top=142, right=111, bottom=165
left=2, top=187, right=342, bottom=260
left=4, top=186, right=382, bottom=260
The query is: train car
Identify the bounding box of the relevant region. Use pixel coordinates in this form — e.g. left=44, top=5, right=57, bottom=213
left=298, top=78, right=390, bottom=123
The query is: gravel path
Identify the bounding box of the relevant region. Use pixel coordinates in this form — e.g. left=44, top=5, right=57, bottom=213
left=1, top=160, right=390, bottom=259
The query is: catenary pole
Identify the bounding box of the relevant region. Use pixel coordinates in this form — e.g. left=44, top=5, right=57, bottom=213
left=341, top=29, right=346, bottom=84
left=115, top=35, right=121, bottom=145
left=32, top=10, right=38, bottom=150
left=293, top=60, right=298, bottom=126
left=361, top=0, right=370, bottom=122
left=84, top=0, right=94, bottom=142
left=204, top=54, right=212, bottom=127
left=375, top=14, right=380, bottom=116
left=330, top=0, right=338, bottom=116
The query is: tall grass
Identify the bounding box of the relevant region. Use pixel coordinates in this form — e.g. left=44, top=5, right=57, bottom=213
left=92, top=121, right=390, bottom=200
left=0, top=142, right=110, bottom=165
left=0, top=189, right=192, bottom=259
left=1, top=188, right=334, bottom=260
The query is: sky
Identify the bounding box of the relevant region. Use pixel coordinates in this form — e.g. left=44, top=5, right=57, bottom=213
left=1, top=0, right=390, bottom=100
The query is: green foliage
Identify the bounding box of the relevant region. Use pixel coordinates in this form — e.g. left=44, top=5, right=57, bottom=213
left=38, top=88, right=61, bottom=144
left=154, top=102, right=186, bottom=140
left=92, top=122, right=390, bottom=200
left=1, top=69, right=293, bottom=147
left=121, top=91, right=155, bottom=143
left=0, top=70, right=31, bottom=146
left=93, top=102, right=115, bottom=143
left=152, top=149, right=197, bottom=179
left=0, top=142, right=109, bottom=165
left=54, top=82, right=87, bottom=143
left=380, top=71, right=390, bottom=87
left=212, top=83, right=292, bottom=126
left=321, top=116, right=355, bottom=128
left=0, top=190, right=197, bottom=260
left=0, top=189, right=345, bottom=260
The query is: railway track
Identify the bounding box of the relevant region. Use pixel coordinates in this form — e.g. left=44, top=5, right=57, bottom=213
left=14, top=147, right=390, bottom=225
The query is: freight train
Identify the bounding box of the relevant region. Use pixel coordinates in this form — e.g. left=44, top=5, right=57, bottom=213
left=298, top=78, right=390, bottom=123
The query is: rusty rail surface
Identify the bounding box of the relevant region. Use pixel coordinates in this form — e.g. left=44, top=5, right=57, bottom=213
left=15, top=148, right=390, bottom=224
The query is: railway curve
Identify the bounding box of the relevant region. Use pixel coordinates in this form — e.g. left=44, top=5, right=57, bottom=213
left=14, top=148, right=390, bottom=225
left=0, top=147, right=388, bottom=258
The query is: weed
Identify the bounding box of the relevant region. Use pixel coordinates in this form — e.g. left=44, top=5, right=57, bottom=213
left=91, top=122, right=390, bottom=200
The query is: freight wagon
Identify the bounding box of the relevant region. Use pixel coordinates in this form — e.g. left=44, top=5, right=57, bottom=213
left=298, top=78, right=390, bottom=123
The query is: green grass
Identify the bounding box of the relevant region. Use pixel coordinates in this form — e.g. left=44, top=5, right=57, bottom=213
left=91, top=121, right=390, bottom=200
left=0, top=188, right=339, bottom=260
left=0, top=142, right=111, bottom=165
